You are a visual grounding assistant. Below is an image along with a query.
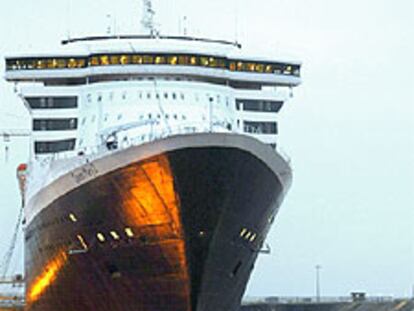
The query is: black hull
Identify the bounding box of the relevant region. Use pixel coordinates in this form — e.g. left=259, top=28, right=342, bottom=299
left=25, top=138, right=289, bottom=311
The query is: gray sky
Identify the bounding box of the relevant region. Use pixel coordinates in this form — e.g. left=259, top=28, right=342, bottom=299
left=0, top=0, right=413, bottom=298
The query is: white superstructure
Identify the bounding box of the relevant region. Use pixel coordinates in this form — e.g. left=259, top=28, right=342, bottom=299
left=5, top=35, right=301, bottom=223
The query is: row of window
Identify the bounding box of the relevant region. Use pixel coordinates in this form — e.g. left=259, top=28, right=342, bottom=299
left=236, top=99, right=283, bottom=113
left=6, top=53, right=300, bottom=76
left=244, top=121, right=278, bottom=134
left=34, top=138, right=76, bottom=154
left=33, top=118, right=77, bottom=131
left=26, top=97, right=78, bottom=109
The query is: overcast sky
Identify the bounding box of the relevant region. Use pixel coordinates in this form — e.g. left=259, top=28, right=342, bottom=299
left=0, top=0, right=413, bottom=299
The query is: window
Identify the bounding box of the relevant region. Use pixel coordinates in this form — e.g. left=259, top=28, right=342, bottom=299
left=200, top=57, right=209, bottom=66
left=33, top=118, right=78, bottom=131
left=168, top=56, right=178, bottom=65
left=154, top=56, right=166, bottom=64
left=120, top=55, right=130, bottom=65
left=236, top=99, right=283, bottom=112
left=244, top=121, right=278, bottom=134
left=143, top=55, right=154, bottom=64
left=100, top=55, right=110, bottom=66
left=132, top=55, right=143, bottom=64
left=110, top=55, right=119, bottom=65
left=26, top=96, right=78, bottom=109
left=178, top=56, right=189, bottom=65
left=35, top=138, right=76, bottom=154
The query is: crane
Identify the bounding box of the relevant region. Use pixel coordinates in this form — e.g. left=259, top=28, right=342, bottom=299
left=0, top=129, right=29, bottom=284
left=0, top=129, right=30, bottom=162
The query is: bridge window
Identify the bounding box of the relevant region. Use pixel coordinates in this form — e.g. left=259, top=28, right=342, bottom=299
left=6, top=54, right=300, bottom=77
left=143, top=55, right=154, bottom=64
left=168, top=56, right=178, bottom=65
left=120, top=55, right=130, bottom=65
left=155, top=56, right=166, bottom=64
left=178, top=56, right=189, bottom=65
left=190, top=56, right=197, bottom=65
left=100, top=55, right=110, bottom=66
left=35, top=139, right=76, bottom=154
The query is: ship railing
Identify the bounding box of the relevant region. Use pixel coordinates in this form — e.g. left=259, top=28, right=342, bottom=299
left=28, top=121, right=234, bottom=192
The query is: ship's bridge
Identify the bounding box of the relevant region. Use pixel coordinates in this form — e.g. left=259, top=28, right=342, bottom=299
left=4, top=35, right=301, bottom=87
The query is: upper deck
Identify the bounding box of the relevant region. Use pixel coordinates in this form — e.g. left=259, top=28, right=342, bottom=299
left=4, top=35, right=301, bottom=87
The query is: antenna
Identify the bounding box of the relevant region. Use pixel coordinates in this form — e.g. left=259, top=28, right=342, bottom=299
left=141, top=0, right=158, bottom=36
left=234, top=0, right=239, bottom=43
left=183, top=16, right=188, bottom=36
left=66, top=0, right=72, bottom=40
left=106, top=14, right=113, bottom=35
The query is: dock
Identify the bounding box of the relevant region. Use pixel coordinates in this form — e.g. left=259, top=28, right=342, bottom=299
left=241, top=296, right=414, bottom=311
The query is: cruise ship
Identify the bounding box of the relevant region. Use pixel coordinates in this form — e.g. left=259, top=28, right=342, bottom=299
left=4, top=4, right=301, bottom=311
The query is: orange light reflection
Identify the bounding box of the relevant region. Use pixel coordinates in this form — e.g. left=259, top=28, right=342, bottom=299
left=122, top=155, right=191, bottom=310
left=27, top=250, right=68, bottom=303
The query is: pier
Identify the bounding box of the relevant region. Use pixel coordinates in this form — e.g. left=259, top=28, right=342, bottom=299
left=241, top=296, right=414, bottom=311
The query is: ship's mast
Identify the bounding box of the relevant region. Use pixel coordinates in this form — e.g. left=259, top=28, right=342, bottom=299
left=141, top=0, right=158, bottom=37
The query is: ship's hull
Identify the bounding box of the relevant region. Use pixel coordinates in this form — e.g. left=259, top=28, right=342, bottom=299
left=24, top=134, right=291, bottom=311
